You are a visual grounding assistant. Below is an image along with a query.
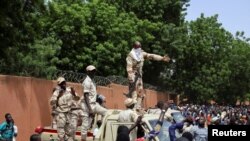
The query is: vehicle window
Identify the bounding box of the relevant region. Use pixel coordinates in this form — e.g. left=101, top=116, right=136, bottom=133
left=148, top=120, right=172, bottom=141
left=172, top=112, right=185, bottom=123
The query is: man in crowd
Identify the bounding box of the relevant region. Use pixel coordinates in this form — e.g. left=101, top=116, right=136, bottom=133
left=126, top=41, right=170, bottom=109
left=81, top=65, right=107, bottom=141
left=0, top=113, right=14, bottom=141
left=192, top=118, right=208, bottom=141
left=147, top=101, right=165, bottom=114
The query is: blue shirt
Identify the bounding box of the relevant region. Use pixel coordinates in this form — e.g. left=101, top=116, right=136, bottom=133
left=192, top=126, right=208, bottom=141
left=169, top=122, right=184, bottom=141
left=0, top=121, right=14, bottom=139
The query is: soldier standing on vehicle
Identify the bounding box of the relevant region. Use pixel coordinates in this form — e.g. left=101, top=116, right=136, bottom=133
left=51, top=80, right=63, bottom=129
left=81, top=65, right=107, bottom=141
left=50, top=77, right=74, bottom=141
left=126, top=41, right=170, bottom=109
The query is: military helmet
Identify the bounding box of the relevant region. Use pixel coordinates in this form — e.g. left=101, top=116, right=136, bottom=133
left=86, top=65, right=96, bottom=72
left=124, top=98, right=137, bottom=107
left=57, top=77, right=65, bottom=84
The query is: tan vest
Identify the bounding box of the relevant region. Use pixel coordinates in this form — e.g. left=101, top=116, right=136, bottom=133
left=50, top=88, right=73, bottom=113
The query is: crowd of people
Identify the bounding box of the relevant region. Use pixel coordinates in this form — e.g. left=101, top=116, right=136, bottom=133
left=178, top=104, right=250, bottom=126
left=169, top=103, right=250, bottom=141
left=115, top=101, right=250, bottom=141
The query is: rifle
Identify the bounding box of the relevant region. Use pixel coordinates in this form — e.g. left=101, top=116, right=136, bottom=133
left=56, top=89, right=64, bottom=107
left=70, top=87, right=80, bottom=101
left=146, top=104, right=169, bottom=140
left=124, top=72, right=141, bottom=98
left=129, top=115, right=143, bottom=133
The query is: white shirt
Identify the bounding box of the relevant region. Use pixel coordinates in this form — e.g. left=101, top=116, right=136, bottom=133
left=12, top=125, right=18, bottom=141
left=82, top=75, right=97, bottom=103
left=118, top=109, right=138, bottom=122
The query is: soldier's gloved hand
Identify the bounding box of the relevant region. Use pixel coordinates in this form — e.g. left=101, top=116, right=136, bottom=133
left=89, top=110, right=95, bottom=117
left=136, top=115, right=143, bottom=125
left=74, top=96, right=80, bottom=101
left=162, top=55, right=170, bottom=62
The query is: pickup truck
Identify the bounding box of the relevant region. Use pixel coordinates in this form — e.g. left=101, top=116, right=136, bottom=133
left=37, top=109, right=184, bottom=141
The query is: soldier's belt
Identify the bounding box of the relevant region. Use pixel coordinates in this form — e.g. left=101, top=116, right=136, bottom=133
left=71, top=108, right=82, bottom=111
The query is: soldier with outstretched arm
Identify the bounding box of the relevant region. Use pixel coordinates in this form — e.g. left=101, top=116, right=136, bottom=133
left=126, top=41, right=170, bottom=109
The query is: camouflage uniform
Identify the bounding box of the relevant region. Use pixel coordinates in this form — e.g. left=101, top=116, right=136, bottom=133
left=51, top=86, right=61, bottom=129
left=81, top=75, right=107, bottom=140
left=126, top=48, right=166, bottom=109
left=67, top=88, right=84, bottom=141
left=50, top=87, right=73, bottom=141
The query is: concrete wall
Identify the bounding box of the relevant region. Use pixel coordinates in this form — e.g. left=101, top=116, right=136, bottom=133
left=0, top=75, right=172, bottom=141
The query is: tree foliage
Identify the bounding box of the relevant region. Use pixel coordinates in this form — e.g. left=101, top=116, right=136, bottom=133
left=102, top=0, right=190, bottom=24
left=172, top=14, right=250, bottom=103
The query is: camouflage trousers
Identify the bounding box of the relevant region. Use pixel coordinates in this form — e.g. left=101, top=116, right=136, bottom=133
left=51, top=110, right=58, bottom=129
left=52, top=114, right=57, bottom=129
left=81, top=102, right=107, bottom=140
left=67, top=109, right=84, bottom=140
left=130, top=77, right=145, bottom=109
left=56, top=112, right=74, bottom=141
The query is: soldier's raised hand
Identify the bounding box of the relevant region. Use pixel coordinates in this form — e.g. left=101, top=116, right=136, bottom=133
left=89, top=110, right=95, bottom=117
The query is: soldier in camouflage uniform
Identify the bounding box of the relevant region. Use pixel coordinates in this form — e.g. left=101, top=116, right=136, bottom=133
left=126, top=41, right=170, bottom=109
left=50, top=77, right=74, bottom=141
left=51, top=77, right=67, bottom=129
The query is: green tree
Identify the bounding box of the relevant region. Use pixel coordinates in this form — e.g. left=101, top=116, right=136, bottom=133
left=44, top=1, right=172, bottom=77
left=100, top=0, right=189, bottom=87
left=0, top=0, right=59, bottom=78
left=17, top=37, right=62, bottom=78
left=220, top=36, right=250, bottom=103
left=172, top=15, right=234, bottom=103
left=102, top=0, right=190, bottom=24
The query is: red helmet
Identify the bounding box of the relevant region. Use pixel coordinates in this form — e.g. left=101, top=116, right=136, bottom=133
left=133, top=41, right=141, bottom=48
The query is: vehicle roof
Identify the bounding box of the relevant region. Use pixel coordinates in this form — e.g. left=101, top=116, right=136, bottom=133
left=104, top=109, right=161, bottom=121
